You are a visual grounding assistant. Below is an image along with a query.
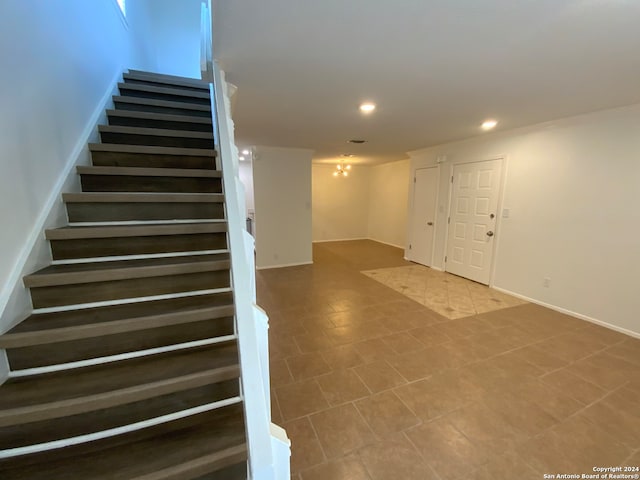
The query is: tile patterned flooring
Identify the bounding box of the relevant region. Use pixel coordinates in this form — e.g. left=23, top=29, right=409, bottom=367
left=362, top=264, right=527, bottom=319
left=257, top=240, right=640, bottom=480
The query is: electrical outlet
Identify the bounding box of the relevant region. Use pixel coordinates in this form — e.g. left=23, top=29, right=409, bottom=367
left=543, top=277, right=551, bottom=288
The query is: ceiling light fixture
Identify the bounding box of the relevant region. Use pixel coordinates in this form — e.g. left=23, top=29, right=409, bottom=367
left=348, top=139, right=366, bottom=144
left=481, top=119, right=498, bottom=130
left=241, top=149, right=250, bottom=155
left=341, top=154, right=355, bottom=158
left=239, top=156, right=246, bottom=161
left=333, top=163, right=352, bottom=177
left=359, top=103, right=376, bottom=113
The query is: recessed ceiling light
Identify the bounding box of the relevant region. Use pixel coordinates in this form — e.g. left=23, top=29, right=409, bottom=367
left=481, top=119, right=498, bottom=130
left=359, top=103, right=376, bottom=113
left=347, top=139, right=366, bottom=144
left=239, top=156, right=245, bottom=161
left=241, top=149, right=250, bottom=155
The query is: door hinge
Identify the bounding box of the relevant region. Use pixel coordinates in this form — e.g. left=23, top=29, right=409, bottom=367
left=451, top=175, right=454, bottom=183
left=413, top=177, right=416, bottom=183
left=409, top=244, right=412, bottom=249
left=445, top=256, right=448, bottom=262
left=447, top=217, right=450, bottom=224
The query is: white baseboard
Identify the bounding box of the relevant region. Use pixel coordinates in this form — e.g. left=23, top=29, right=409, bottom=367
left=492, top=286, right=640, bottom=340
left=312, top=238, right=368, bottom=243
left=0, top=69, right=122, bottom=337
left=367, top=238, right=405, bottom=249
left=430, top=266, right=444, bottom=272
left=256, top=261, right=313, bottom=270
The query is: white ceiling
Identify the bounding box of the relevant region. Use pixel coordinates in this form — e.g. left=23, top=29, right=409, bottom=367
left=213, top=0, right=640, bottom=165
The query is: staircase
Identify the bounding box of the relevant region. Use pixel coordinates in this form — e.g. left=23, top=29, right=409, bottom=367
left=0, top=70, right=250, bottom=479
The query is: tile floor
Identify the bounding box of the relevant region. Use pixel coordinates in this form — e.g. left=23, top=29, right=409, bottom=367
left=362, top=264, right=527, bottom=319
left=257, top=240, right=640, bottom=480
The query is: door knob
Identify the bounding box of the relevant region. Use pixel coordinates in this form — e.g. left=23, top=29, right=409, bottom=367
left=427, top=222, right=433, bottom=226
left=486, top=231, right=494, bottom=237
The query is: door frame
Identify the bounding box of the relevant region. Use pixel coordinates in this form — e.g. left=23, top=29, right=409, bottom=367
left=443, top=155, right=507, bottom=286
left=408, top=165, right=440, bottom=267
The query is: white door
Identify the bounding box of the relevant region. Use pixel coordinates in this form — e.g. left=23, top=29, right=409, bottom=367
left=446, top=159, right=502, bottom=284
left=409, top=167, right=438, bottom=267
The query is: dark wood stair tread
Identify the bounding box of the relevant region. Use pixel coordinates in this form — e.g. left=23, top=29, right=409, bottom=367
left=76, top=165, right=221, bottom=178
left=89, top=142, right=216, bottom=157
left=118, top=82, right=211, bottom=100
left=46, top=222, right=226, bottom=240
left=0, top=381, right=240, bottom=450
left=113, top=95, right=211, bottom=112
left=106, top=109, right=212, bottom=125
left=98, top=124, right=214, bottom=139
left=0, top=405, right=247, bottom=480
left=125, top=70, right=211, bottom=90
left=24, top=253, right=230, bottom=288
left=0, top=343, right=239, bottom=425
left=2, top=292, right=234, bottom=344
left=62, top=192, right=223, bottom=203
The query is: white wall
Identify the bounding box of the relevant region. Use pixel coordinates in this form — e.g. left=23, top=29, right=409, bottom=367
left=312, top=165, right=370, bottom=242
left=408, top=104, right=640, bottom=336
left=144, top=0, right=204, bottom=79
left=0, top=0, right=157, bottom=334
left=253, top=147, right=313, bottom=269
left=368, top=160, right=410, bottom=248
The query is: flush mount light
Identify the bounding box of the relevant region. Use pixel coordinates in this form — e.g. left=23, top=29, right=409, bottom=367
left=341, top=154, right=355, bottom=158
left=481, top=119, right=498, bottom=130
left=239, top=156, right=246, bottom=161
left=241, top=149, right=250, bottom=155
left=359, top=103, right=376, bottom=113
left=348, top=139, right=366, bottom=144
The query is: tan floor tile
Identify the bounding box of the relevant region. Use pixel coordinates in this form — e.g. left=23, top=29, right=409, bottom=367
left=566, top=352, right=640, bottom=390
left=513, top=379, right=584, bottom=421
left=511, top=344, right=568, bottom=373
left=309, top=404, right=377, bottom=459
left=535, top=332, right=608, bottom=362
left=447, top=401, right=525, bottom=451
left=283, top=416, right=326, bottom=473
left=482, top=389, right=559, bottom=438
left=517, top=415, right=631, bottom=474
left=354, top=360, right=407, bottom=393
left=316, top=369, right=370, bottom=406
left=408, top=325, right=453, bottom=346
left=293, top=331, right=334, bottom=353
left=382, top=332, right=425, bottom=353
left=276, top=379, right=330, bottom=421
left=605, top=338, right=640, bottom=366
left=540, top=369, right=606, bottom=405
left=578, top=391, right=640, bottom=449
left=260, top=240, right=637, bottom=479
left=468, top=449, right=540, bottom=480
left=386, top=345, right=464, bottom=381
left=394, top=367, right=486, bottom=422
left=320, top=345, right=365, bottom=370
left=270, top=358, right=294, bottom=387
left=300, top=455, right=371, bottom=480
left=270, top=334, right=302, bottom=360
left=353, top=338, right=397, bottom=363
left=358, top=435, right=439, bottom=480
left=286, top=352, right=332, bottom=381
left=406, top=418, right=488, bottom=480
left=355, top=391, right=420, bottom=437
left=271, top=389, right=283, bottom=425
left=466, top=352, right=545, bottom=388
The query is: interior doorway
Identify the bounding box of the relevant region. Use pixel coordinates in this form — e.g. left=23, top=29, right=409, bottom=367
left=408, top=166, right=439, bottom=267
left=445, top=158, right=503, bottom=285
